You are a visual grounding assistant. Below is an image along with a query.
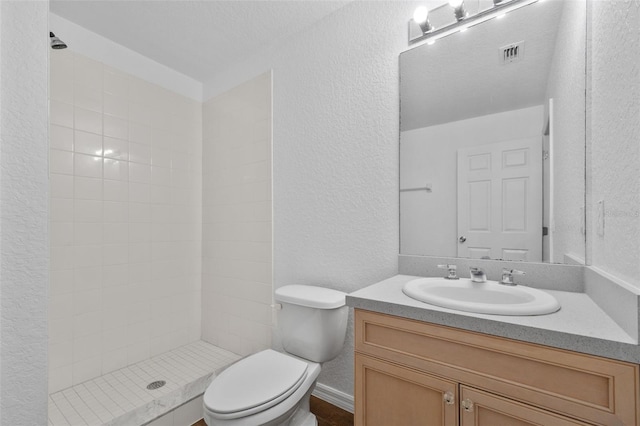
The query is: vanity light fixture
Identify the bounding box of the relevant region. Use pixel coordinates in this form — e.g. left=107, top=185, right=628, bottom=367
left=449, top=0, right=468, bottom=22
left=409, top=0, right=538, bottom=45
left=412, top=6, right=434, bottom=34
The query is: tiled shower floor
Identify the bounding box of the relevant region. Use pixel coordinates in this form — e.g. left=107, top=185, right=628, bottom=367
left=48, top=341, right=241, bottom=426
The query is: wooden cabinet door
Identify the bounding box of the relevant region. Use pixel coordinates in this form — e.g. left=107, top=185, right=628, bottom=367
left=459, top=386, right=592, bottom=426
left=355, top=353, right=458, bottom=426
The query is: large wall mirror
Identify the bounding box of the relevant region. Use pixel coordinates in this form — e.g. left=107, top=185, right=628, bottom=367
left=400, top=0, right=586, bottom=265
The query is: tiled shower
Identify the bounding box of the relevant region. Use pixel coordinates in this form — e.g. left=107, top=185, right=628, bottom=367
left=49, top=50, right=203, bottom=393
left=48, top=46, right=272, bottom=408
left=201, top=72, right=273, bottom=355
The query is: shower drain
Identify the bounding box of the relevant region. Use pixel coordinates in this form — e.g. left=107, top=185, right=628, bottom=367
left=147, top=380, right=166, bottom=390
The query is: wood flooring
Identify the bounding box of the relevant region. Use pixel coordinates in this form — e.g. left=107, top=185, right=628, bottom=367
left=310, top=395, right=354, bottom=426
left=190, top=396, right=353, bottom=426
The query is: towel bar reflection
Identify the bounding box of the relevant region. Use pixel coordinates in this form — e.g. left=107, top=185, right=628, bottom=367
left=400, top=185, right=432, bottom=193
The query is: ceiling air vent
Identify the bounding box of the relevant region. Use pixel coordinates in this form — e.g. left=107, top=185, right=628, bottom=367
left=500, top=41, right=524, bottom=64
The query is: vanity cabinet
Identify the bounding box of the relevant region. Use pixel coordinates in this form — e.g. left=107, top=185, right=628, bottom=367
left=354, top=309, right=639, bottom=426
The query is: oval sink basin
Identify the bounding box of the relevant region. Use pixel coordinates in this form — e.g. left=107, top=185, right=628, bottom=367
left=402, top=278, right=560, bottom=316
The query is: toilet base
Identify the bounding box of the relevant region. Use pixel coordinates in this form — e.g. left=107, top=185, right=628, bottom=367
left=205, top=397, right=316, bottom=426
left=281, top=385, right=317, bottom=426
left=291, top=411, right=317, bottom=426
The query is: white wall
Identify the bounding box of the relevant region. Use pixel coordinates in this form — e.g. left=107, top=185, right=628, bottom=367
left=201, top=72, right=272, bottom=356
left=588, top=1, right=640, bottom=287
left=544, top=0, right=586, bottom=264
left=50, top=14, right=202, bottom=102
left=0, top=1, right=50, bottom=424
left=400, top=106, right=543, bottom=257
left=203, top=1, right=421, bottom=395
left=48, top=50, right=202, bottom=393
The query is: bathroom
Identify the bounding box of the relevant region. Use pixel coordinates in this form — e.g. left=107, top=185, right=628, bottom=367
left=0, top=0, right=638, bottom=424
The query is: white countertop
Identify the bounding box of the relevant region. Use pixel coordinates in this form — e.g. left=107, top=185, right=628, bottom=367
left=347, top=275, right=640, bottom=363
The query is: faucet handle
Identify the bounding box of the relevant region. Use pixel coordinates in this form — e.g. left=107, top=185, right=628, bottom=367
left=500, top=268, right=525, bottom=286
left=469, top=267, right=487, bottom=283
left=437, top=264, right=459, bottom=280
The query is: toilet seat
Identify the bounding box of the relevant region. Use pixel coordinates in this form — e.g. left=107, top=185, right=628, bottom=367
left=204, top=349, right=309, bottom=420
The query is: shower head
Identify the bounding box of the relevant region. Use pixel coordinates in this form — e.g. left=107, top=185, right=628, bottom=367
left=50, top=32, right=67, bottom=50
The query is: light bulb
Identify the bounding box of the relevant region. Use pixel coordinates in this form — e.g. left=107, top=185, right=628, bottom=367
left=449, top=0, right=467, bottom=22
left=413, top=6, right=429, bottom=24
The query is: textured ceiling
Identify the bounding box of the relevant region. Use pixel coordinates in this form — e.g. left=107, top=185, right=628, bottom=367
left=50, top=0, right=350, bottom=82
left=400, top=0, right=568, bottom=131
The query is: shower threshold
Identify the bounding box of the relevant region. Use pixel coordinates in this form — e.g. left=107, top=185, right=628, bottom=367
left=48, top=341, right=241, bottom=426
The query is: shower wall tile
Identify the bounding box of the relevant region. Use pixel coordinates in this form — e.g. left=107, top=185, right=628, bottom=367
left=74, top=153, right=102, bottom=178
left=50, top=101, right=74, bottom=128
left=201, top=72, right=272, bottom=356
left=74, top=107, right=102, bottom=134
left=51, top=174, right=75, bottom=199
left=103, top=93, right=128, bottom=118
left=50, top=125, right=74, bottom=151
left=74, top=130, right=102, bottom=155
left=48, top=50, right=202, bottom=394
left=103, top=136, right=128, bottom=160
left=74, top=85, right=102, bottom=113
left=51, top=270, right=74, bottom=296
left=50, top=149, right=74, bottom=174
left=75, top=176, right=102, bottom=200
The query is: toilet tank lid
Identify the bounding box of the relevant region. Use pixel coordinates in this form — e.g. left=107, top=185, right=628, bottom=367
left=275, top=285, right=346, bottom=309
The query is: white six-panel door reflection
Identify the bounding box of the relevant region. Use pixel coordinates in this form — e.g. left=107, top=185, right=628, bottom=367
left=457, top=137, right=543, bottom=262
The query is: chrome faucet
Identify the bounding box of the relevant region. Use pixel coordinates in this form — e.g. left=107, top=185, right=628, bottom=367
left=500, top=268, right=525, bottom=286
left=469, top=267, right=487, bottom=283
left=438, top=264, right=459, bottom=280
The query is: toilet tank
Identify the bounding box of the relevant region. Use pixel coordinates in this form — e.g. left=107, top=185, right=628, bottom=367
left=275, top=285, right=348, bottom=363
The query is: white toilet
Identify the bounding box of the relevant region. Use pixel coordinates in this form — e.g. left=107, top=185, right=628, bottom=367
left=203, top=285, right=349, bottom=426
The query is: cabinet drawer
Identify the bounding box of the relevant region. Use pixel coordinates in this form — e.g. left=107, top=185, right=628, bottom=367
left=355, top=309, right=639, bottom=425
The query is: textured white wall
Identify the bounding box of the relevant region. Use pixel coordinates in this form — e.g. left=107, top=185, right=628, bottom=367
left=400, top=106, right=543, bottom=257
left=0, top=1, right=50, bottom=424
left=589, top=0, right=640, bottom=287
left=48, top=50, right=202, bottom=393
left=201, top=72, right=272, bottom=356
left=204, top=1, right=419, bottom=395
left=544, top=0, right=586, bottom=264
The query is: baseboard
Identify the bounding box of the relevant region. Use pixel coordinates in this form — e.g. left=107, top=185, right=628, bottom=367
left=312, top=383, right=354, bottom=414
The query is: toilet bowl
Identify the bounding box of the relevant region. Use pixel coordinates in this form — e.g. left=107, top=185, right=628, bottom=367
left=203, top=285, right=348, bottom=426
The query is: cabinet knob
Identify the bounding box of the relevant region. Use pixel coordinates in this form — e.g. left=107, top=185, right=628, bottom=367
left=443, top=391, right=455, bottom=405
left=462, top=398, right=474, bottom=412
